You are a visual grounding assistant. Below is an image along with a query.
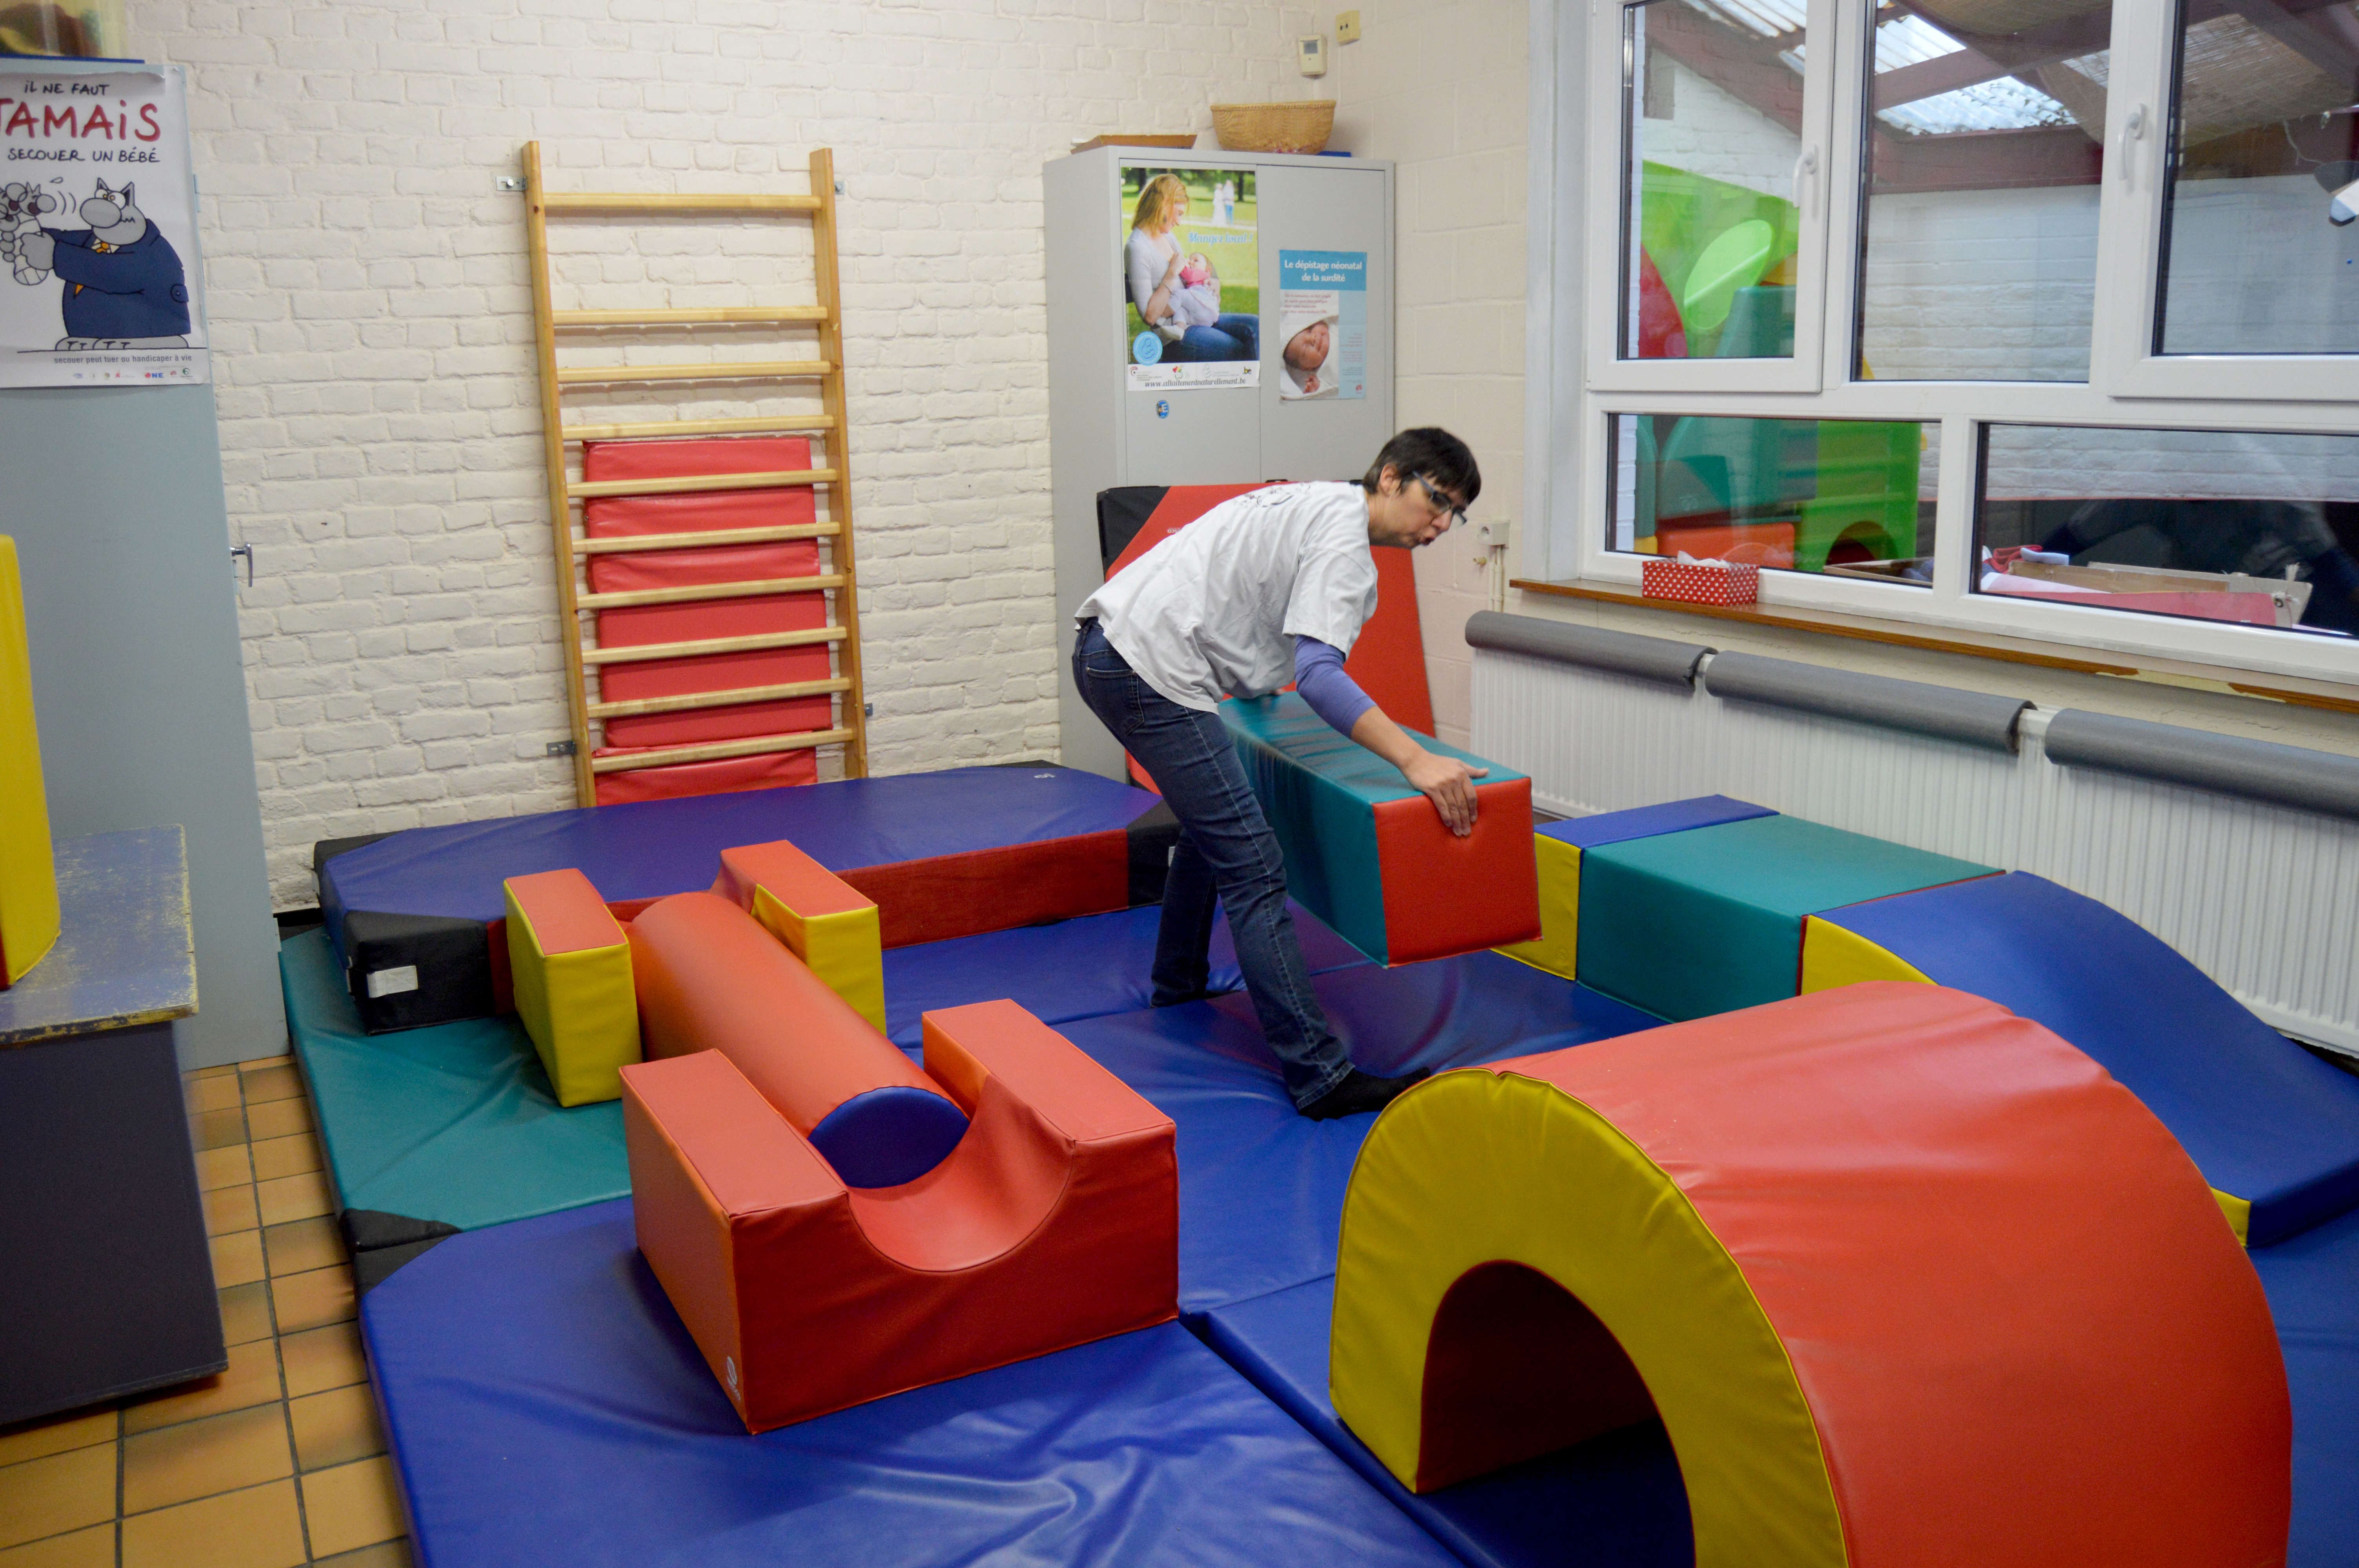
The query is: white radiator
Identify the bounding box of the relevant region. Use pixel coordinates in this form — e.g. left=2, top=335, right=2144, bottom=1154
left=1472, top=648, right=2359, bottom=1056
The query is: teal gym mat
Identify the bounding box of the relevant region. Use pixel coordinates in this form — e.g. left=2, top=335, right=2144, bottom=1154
left=282, top=928, right=629, bottom=1233
left=1575, top=815, right=1996, bottom=1022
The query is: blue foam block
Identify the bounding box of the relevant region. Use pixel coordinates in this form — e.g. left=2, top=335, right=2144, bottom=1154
left=1056, top=953, right=1663, bottom=1312
left=1821, top=872, right=2359, bottom=1245
left=879, top=899, right=1370, bottom=1047
left=1193, top=1277, right=1692, bottom=1568
left=322, top=764, right=1160, bottom=960
left=1539, top=795, right=1775, bottom=851
left=2251, top=1200, right=2359, bottom=1566
left=362, top=1201, right=1464, bottom=1568
left=282, top=928, right=628, bottom=1232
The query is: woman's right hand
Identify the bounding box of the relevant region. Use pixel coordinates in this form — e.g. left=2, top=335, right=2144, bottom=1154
left=1161, top=247, right=1182, bottom=284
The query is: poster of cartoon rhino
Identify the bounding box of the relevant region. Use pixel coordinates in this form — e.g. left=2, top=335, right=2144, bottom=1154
left=0, top=62, right=207, bottom=387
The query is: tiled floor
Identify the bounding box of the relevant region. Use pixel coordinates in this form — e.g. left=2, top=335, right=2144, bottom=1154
left=0, top=1056, right=412, bottom=1568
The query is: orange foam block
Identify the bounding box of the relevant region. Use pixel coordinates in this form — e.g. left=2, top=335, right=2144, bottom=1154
left=622, top=997, right=1178, bottom=1432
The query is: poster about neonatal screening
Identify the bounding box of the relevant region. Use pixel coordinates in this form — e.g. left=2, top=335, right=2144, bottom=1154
left=0, top=62, right=207, bottom=388
left=1277, top=249, right=1365, bottom=401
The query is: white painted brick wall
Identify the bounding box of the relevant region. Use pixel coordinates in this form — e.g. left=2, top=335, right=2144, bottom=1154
left=1328, top=0, right=1525, bottom=750
left=124, top=0, right=1319, bottom=909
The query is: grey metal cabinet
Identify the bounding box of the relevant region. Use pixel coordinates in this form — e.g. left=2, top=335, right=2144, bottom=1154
left=1044, top=147, right=1396, bottom=780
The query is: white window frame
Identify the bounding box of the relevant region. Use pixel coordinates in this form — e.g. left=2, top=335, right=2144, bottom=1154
left=1583, top=0, right=1839, bottom=394
left=1527, top=0, right=2359, bottom=691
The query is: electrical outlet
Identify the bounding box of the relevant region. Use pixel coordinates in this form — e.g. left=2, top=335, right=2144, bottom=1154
left=497, top=175, right=525, bottom=192
left=546, top=739, right=578, bottom=757
left=1336, top=9, right=1362, bottom=44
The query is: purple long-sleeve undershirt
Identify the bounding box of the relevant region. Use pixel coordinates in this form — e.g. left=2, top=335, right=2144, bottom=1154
left=1293, top=635, right=1376, bottom=736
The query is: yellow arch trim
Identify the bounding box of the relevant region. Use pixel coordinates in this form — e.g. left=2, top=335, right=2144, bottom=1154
left=1798, top=916, right=1930, bottom=993
left=1332, top=1070, right=1848, bottom=1568
left=1494, top=835, right=1580, bottom=979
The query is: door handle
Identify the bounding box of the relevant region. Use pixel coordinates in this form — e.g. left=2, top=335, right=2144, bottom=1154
left=1792, top=145, right=1821, bottom=218
left=230, top=543, right=253, bottom=586
left=2118, top=104, right=2147, bottom=188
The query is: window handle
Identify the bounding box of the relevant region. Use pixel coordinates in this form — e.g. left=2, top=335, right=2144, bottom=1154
left=2117, top=103, right=2147, bottom=188
left=1792, top=144, right=1820, bottom=218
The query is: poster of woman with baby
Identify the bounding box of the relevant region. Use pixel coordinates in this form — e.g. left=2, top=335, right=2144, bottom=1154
left=1120, top=165, right=1258, bottom=390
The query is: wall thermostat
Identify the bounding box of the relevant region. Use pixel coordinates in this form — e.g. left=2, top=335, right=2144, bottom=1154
left=1298, top=34, right=1327, bottom=77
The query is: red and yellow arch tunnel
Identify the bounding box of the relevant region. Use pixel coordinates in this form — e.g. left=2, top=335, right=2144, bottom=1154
left=1330, top=983, right=2290, bottom=1567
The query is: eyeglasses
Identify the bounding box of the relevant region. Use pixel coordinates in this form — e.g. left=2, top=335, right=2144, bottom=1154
left=1412, top=472, right=1468, bottom=528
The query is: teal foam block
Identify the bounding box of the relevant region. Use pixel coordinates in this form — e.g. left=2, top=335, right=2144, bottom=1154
left=1576, top=815, right=1995, bottom=1022
left=281, top=928, right=628, bottom=1232
left=1221, top=694, right=1529, bottom=965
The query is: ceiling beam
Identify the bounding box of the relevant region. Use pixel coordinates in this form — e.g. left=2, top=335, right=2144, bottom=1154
left=1641, top=0, right=1805, bottom=132
left=1870, top=123, right=2106, bottom=192
left=2225, top=0, right=2359, bottom=83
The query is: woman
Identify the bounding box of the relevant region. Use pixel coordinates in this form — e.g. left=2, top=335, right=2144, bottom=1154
left=1126, top=173, right=1258, bottom=363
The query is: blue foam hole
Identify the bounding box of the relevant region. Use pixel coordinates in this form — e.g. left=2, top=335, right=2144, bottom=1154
left=808, top=1085, right=970, bottom=1189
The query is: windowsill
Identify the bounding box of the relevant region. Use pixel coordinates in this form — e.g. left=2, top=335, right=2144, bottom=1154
left=1508, top=578, right=2359, bottom=717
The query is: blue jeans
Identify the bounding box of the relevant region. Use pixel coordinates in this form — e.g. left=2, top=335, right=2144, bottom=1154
left=1073, top=621, right=1350, bottom=1107
left=1161, top=314, right=1259, bottom=363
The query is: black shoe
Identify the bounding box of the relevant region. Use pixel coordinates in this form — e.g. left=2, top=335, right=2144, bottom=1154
left=1299, top=1067, right=1431, bottom=1121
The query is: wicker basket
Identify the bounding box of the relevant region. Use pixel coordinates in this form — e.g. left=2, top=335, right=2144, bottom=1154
left=1210, top=101, right=1336, bottom=155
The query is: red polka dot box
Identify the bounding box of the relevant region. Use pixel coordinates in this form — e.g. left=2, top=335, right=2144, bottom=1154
left=1641, top=556, right=1759, bottom=606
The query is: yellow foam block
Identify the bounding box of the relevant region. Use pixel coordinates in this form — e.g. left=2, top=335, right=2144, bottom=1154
left=0, top=537, right=59, bottom=989
left=1493, top=835, right=1579, bottom=979
left=1797, top=914, right=1930, bottom=993
left=714, top=840, right=885, bottom=1033
left=506, top=869, right=641, bottom=1107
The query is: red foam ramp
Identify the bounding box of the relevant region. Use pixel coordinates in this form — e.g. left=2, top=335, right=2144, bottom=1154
left=1100, top=483, right=1434, bottom=794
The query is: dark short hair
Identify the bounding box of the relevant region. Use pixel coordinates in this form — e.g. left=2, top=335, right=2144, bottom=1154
left=1361, top=428, right=1481, bottom=507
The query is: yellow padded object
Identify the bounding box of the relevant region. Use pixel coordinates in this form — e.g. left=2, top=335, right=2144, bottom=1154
left=750, top=884, right=885, bottom=1034
left=0, top=537, right=60, bottom=989
left=506, top=871, right=641, bottom=1107
left=1493, top=835, right=1580, bottom=979
left=1331, top=1069, right=1846, bottom=1566
left=1799, top=915, right=1929, bottom=993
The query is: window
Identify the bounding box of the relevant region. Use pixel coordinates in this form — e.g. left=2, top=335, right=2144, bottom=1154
left=1614, top=413, right=1937, bottom=580
left=1533, top=0, right=2359, bottom=687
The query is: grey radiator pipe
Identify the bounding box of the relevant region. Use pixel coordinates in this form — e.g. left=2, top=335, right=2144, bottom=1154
left=1701, top=650, right=2031, bottom=753
left=1463, top=611, right=1712, bottom=689
left=2043, top=709, right=2359, bottom=822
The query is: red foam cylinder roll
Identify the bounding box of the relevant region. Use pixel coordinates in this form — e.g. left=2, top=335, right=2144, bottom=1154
left=626, top=890, right=952, bottom=1134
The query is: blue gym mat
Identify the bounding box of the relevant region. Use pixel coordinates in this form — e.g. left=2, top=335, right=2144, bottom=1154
left=320, top=765, right=1160, bottom=960
left=1192, top=1277, right=1692, bottom=1568
left=2250, top=1200, right=2359, bottom=1566
left=361, top=1200, right=1465, bottom=1568
left=1819, top=872, right=2359, bottom=1246
left=1056, top=954, right=1663, bottom=1313
left=879, top=899, right=1370, bottom=1047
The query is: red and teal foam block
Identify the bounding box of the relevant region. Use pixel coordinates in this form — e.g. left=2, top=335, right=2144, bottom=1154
left=1576, top=814, right=1994, bottom=1022
left=1221, top=695, right=1538, bottom=967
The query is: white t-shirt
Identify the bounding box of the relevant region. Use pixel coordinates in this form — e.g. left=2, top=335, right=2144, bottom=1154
left=1076, top=482, right=1379, bottom=712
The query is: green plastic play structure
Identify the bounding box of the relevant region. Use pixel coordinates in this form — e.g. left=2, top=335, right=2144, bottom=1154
left=1634, top=163, right=1922, bottom=571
